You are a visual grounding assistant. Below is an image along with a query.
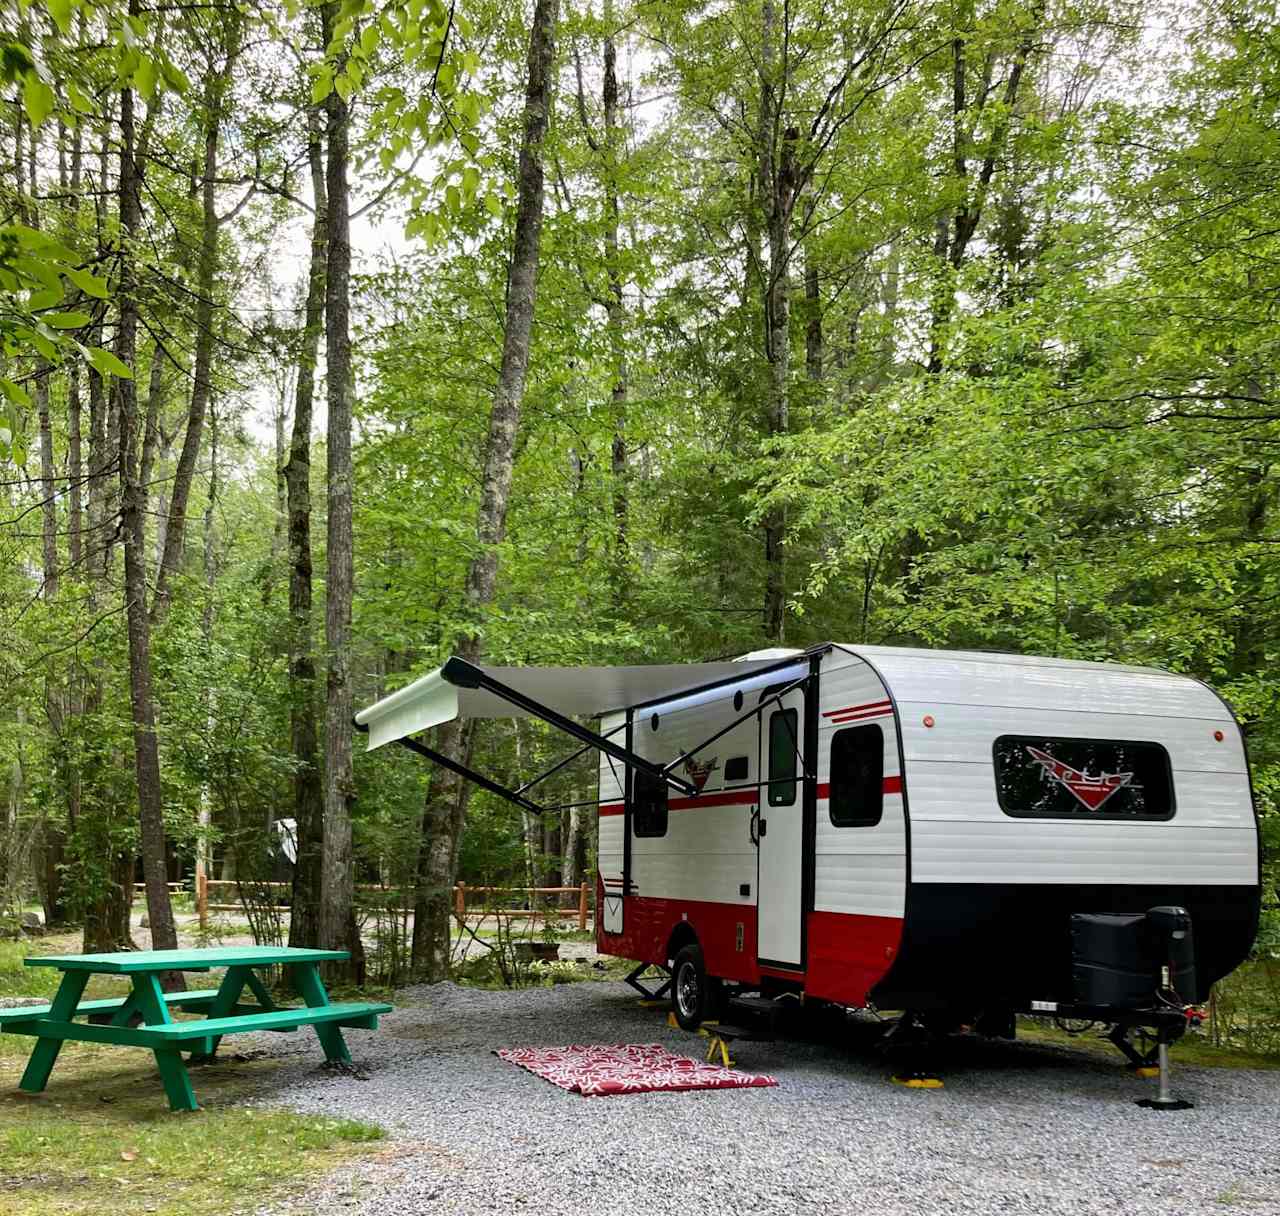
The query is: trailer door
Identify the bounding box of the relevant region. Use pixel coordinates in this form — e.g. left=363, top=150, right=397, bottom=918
left=758, top=685, right=805, bottom=967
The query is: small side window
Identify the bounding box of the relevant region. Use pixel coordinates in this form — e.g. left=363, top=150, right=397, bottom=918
left=725, top=755, right=749, bottom=783
left=829, top=724, right=884, bottom=827
left=768, top=708, right=799, bottom=806
left=632, top=769, right=669, bottom=838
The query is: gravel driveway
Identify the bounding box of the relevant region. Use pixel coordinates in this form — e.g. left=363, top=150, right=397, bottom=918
left=250, top=981, right=1280, bottom=1216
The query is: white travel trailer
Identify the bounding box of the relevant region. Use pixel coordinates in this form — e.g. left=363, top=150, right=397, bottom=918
left=355, top=642, right=1260, bottom=1089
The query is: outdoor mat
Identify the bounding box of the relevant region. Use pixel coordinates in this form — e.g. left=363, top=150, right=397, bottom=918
left=494, top=1042, right=778, bottom=1096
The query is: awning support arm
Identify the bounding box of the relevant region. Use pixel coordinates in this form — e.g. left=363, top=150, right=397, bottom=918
left=442, top=657, right=698, bottom=796
left=395, top=735, right=549, bottom=817
left=659, top=675, right=811, bottom=779
left=515, top=717, right=630, bottom=795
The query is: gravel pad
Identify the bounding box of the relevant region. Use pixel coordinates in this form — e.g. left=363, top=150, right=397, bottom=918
left=248, top=981, right=1280, bottom=1216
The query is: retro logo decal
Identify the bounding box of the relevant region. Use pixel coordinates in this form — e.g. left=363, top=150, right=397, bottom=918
left=1026, top=745, right=1135, bottom=811
left=683, top=756, right=720, bottom=791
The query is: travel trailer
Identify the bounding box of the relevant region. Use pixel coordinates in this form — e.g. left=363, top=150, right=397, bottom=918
left=355, top=642, right=1260, bottom=1098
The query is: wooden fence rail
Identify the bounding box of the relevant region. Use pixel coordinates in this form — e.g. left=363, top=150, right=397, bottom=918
left=151, top=878, right=595, bottom=933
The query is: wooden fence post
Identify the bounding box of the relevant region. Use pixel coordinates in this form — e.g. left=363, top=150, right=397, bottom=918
left=196, top=870, right=208, bottom=931
left=454, top=882, right=466, bottom=925
left=579, top=881, right=589, bottom=931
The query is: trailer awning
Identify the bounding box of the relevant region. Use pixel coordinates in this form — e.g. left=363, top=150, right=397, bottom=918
left=354, top=653, right=806, bottom=752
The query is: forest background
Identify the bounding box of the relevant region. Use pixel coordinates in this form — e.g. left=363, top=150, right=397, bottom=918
left=0, top=0, right=1276, bottom=988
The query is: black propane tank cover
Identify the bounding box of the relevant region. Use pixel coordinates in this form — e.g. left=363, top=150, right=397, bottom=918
left=1146, top=905, right=1198, bottom=1004
left=1070, top=912, right=1151, bottom=1010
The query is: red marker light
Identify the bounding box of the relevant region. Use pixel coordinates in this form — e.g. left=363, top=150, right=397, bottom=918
left=923, top=715, right=935, bottom=728
left=1214, top=730, right=1224, bottom=742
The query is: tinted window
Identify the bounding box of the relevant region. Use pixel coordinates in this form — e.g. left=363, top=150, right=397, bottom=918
left=768, top=709, right=799, bottom=806
left=725, top=755, right=749, bottom=783
left=632, top=768, right=669, bottom=837
left=994, top=735, right=1175, bottom=821
left=829, top=725, right=884, bottom=827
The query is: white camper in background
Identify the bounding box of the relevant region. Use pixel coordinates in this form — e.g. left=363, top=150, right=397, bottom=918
left=355, top=642, right=1259, bottom=1091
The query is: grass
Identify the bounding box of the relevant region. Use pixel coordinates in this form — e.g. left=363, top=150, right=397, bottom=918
left=1, top=931, right=386, bottom=1214
left=0, top=1036, right=384, bottom=1216
left=0, top=932, right=134, bottom=1005
left=1018, top=1018, right=1280, bottom=1072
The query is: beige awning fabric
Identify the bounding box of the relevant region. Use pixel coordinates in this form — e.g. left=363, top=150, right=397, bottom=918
left=353, top=655, right=806, bottom=751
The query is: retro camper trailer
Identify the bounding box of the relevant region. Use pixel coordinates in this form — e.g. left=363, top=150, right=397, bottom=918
left=354, top=642, right=1260, bottom=1092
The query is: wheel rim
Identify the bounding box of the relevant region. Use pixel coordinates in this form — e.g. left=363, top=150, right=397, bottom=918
left=676, top=962, right=699, bottom=1018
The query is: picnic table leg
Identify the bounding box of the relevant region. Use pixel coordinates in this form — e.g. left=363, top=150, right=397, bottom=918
left=153, top=1048, right=199, bottom=1112
left=190, top=965, right=254, bottom=1059
left=131, top=974, right=199, bottom=1112
left=292, top=963, right=351, bottom=1065
left=18, top=970, right=88, bottom=1095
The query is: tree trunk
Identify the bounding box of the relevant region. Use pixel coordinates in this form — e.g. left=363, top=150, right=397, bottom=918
left=116, top=33, right=180, bottom=963
left=804, top=254, right=822, bottom=383
left=760, top=0, right=794, bottom=642
left=35, top=370, right=58, bottom=597
left=603, top=0, right=629, bottom=604
left=927, top=5, right=1040, bottom=373
left=286, top=106, right=328, bottom=953
left=82, top=853, right=135, bottom=953
left=195, top=398, right=219, bottom=921
left=152, top=19, right=241, bottom=617
left=318, top=0, right=360, bottom=979
left=139, top=350, right=165, bottom=567
left=412, top=0, right=559, bottom=980
left=68, top=361, right=83, bottom=572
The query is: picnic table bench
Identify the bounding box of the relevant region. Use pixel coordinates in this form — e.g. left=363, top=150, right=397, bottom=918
left=0, top=946, right=392, bottom=1112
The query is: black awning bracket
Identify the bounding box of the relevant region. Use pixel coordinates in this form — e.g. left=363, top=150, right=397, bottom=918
left=659, top=674, right=810, bottom=780
left=441, top=656, right=698, bottom=796
left=514, top=717, right=630, bottom=796
left=359, top=652, right=829, bottom=817
left=397, top=735, right=549, bottom=817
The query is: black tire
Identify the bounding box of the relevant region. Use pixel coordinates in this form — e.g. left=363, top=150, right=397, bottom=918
left=671, top=943, right=723, bottom=1031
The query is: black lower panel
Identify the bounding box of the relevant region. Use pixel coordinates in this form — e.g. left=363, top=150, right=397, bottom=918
left=871, top=882, right=1259, bottom=1011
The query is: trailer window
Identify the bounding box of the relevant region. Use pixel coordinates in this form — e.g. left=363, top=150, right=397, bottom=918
left=768, top=709, right=799, bottom=806
left=725, top=755, right=749, bottom=783
left=829, top=725, right=884, bottom=827
left=632, top=768, right=668, bottom=837
left=993, top=736, right=1175, bottom=821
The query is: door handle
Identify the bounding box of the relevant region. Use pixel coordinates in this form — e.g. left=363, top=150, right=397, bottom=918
left=749, top=807, right=760, bottom=846
left=759, top=818, right=767, bottom=837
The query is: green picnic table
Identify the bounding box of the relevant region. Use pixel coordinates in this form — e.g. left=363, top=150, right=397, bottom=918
left=0, top=946, right=392, bottom=1112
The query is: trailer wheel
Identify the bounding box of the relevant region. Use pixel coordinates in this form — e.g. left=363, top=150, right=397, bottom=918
left=671, top=943, right=719, bottom=1031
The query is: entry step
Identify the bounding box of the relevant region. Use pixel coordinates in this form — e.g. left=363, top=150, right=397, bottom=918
left=726, top=994, right=788, bottom=1026
left=705, top=1021, right=774, bottom=1043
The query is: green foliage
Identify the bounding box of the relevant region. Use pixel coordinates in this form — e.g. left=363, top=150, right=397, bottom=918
left=2, top=0, right=1277, bottom=1028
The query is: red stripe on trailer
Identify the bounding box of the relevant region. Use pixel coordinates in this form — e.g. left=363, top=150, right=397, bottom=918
left=670, top=789, right=759, bottom=811
left=599, top=789, right=760, bottom=817
left=829, top=708, right=895, bottom=725
left=805, top=910, right=903, bottom=1007
left=815, top=775, right=901, bottom=800
left=596, top=893, right=761, bottom=985
left=822, top=699, right=890, bottom=719
left=594, top=891, right=904, bottom=1006
left=606, top=777, right=901, bottom=813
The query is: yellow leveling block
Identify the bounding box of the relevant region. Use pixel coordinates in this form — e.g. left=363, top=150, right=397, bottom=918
left=891, top=1075, right=944, bottom=1089
left=703, top=1032, right=734, bottom=1068
left=1133, top=1066, right=1160, bottom=1079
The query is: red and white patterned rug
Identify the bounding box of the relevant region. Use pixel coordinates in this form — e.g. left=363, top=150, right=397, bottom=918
left=494, top=1042, right=777, bottom=1096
